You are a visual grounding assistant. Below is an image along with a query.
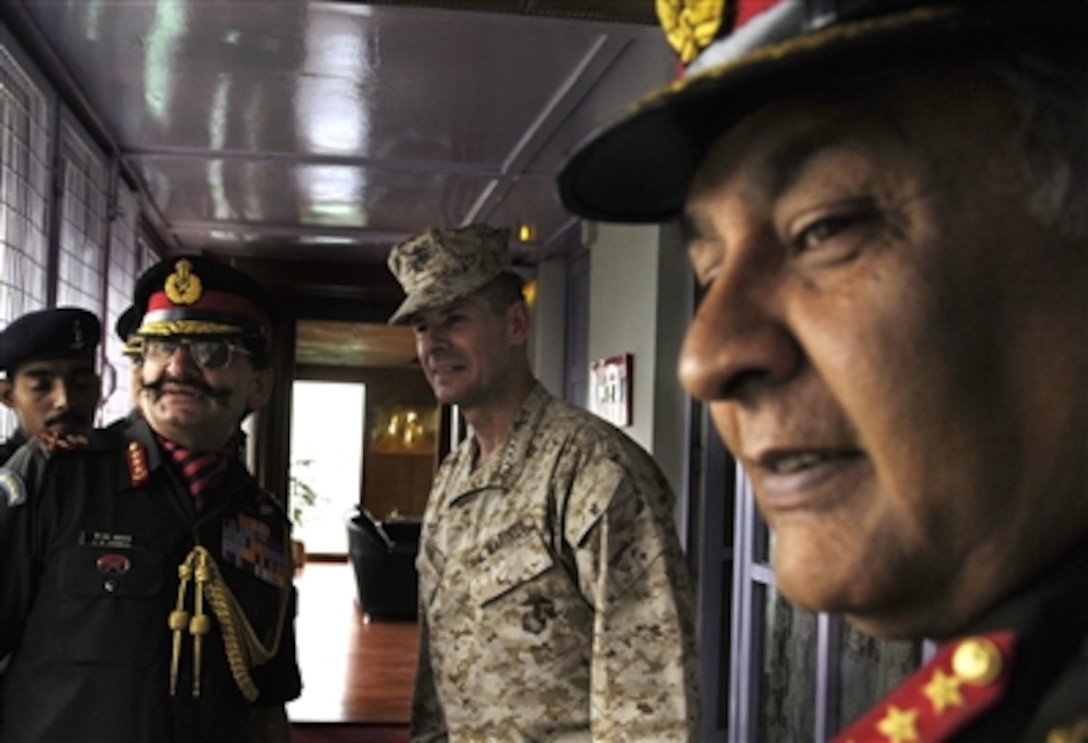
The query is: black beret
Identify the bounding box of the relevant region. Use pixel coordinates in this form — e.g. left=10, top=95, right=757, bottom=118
left=120, top=255, right=286, bottom=349
left=0, top=307, right=101, bottom=375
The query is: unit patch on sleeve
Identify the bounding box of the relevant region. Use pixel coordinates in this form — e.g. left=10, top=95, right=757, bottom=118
left=0, top=467, right=27, bottom=508
left=222, top=512, right=287, bottom=587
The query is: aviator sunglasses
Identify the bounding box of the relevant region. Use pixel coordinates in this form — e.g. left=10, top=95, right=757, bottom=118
left=141, top=337, right=252, bottom=370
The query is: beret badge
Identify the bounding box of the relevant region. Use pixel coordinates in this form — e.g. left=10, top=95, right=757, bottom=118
left=70, top=319, right=86, bottom=350
left=164, top=259, right=203, bottom=306
left=657, top=0, right=726, bottom=65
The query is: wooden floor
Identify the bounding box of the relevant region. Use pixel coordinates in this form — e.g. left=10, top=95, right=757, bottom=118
left=288, top=560, right=417, bottom=741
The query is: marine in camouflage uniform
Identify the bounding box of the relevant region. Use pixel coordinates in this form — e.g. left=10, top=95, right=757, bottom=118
left=389, top=225, right=700, bottom=742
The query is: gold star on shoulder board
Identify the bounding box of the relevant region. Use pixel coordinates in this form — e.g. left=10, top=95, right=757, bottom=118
left=876, top=705, right=920, bottom=743
left=923, top=668, right=965, bottom=713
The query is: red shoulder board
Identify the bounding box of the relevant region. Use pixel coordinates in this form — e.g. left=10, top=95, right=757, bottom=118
left=126, top=440, right=150, bottom=487
left=34, top=429, right=90, bottom=453
left=832, top=632, right=1015, bottom=743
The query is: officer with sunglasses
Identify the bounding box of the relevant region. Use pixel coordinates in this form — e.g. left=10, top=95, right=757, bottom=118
left=0, top=256, right=301, bottom=743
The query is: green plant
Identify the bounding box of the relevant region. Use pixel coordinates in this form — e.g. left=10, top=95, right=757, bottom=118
left=288, top=458, right=320, bottom=528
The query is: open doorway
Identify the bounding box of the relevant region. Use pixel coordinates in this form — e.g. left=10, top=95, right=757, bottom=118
left=289, top=380, right=366, bottom=556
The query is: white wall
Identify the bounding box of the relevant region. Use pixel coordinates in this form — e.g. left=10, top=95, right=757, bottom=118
left=586, top=223, right=692, bottom=499
left=530, top=256, right=567, bottom=398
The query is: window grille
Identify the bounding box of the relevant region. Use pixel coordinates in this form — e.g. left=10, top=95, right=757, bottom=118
left=0, top=44, right=51, bottom=439
left=55, top=120, right=107, bottom=314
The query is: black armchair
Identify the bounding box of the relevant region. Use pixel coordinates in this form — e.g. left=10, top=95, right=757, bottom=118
left=345, top=507, right=422, bottom=621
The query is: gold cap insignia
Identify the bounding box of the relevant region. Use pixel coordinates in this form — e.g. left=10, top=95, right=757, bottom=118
left=164, top=259, right=204, bottom=306
left=657, top=0, right=726, bottom=65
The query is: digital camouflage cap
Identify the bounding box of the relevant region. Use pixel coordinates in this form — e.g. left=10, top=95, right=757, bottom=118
left=387, top=224, right=512, bottom=325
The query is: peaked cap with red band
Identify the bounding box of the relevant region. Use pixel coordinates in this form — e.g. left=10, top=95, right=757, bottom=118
left=558, top=0, right=1088, bottom=223
left=121, top=255, right=284, bottom=349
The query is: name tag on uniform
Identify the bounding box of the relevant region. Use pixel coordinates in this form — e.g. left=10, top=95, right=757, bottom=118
left=222, top=512, right=286, bottom=587
left=79, top=531, right=143, bottom=550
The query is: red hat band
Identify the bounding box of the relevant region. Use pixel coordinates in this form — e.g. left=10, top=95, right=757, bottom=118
left=138, top=289, right=273, bottom=345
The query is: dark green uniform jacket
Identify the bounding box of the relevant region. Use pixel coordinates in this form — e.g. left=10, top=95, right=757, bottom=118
left=955, top=537, right=1088, bottom=741
left=0, top=414, right=301, bottom=742
left=0, top=429, right=26, bottom=465
left=835, top=537, right=1088, bottom=742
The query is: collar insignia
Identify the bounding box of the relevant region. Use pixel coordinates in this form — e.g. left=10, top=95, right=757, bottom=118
left=832, top=632, right=1014, bottom=743
left=35, top=430, right=90, bottom=453
left=127, top=440, right=150, bottom=487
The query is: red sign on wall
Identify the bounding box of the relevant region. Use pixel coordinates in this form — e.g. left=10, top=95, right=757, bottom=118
left=589, top=353, right=633, bottom=428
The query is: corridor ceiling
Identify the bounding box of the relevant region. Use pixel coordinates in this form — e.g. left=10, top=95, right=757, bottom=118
left=5, top=0, right=673, bottom=272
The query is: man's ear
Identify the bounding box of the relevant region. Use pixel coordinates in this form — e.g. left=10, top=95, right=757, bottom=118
left=0, top=379, right=13, bottom=410
left=246, top=368, right=274, bottom=411
left=506, top=300, right=531, bottom=346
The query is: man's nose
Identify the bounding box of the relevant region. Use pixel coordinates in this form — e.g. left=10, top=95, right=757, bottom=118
left=50, top=378, right=71, bottom=410
left=677, top=259, right=801, bottom=404
left=164, top=343, right=200, bottom=375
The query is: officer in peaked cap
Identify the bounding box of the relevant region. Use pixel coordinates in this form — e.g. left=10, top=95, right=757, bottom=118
left=559, top=0, right=1087, bottom=740
left=0, top=307, right=102, bottom=461
left=0, top=255, right=300, bottom=742
left=125, top=254, right=285, bottom=365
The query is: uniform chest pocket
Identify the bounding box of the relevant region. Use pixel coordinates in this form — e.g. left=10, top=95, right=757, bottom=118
left=470, top=526, right=557, bottom=607
left=53, top=545, right=167, bottom=667
left=468, top=525, right=592, bottom=667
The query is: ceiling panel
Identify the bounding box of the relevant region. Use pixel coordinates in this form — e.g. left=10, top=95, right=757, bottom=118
left=132, top=157, right=496, bottom=230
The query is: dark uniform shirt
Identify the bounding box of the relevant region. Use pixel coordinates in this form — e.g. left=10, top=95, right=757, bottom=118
left=953, top=537, right=1088, bottom=742
left=0, top=429, right=27, bottom=465
left=833, top=537, right=1088, bottom=742
left=0, top=413, right=301, bottom=743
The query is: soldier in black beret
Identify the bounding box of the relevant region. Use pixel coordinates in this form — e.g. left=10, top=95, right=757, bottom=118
left=0, top=306, right=102, bottom=462
left=559, top=1, right=1087, bottom=740
left=0, top=256, right=300, bottom=743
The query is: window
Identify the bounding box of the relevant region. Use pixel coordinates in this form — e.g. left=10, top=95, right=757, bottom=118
left=0, top=43, right=51, bottom=438
left=727, top=467, right=922, bottom=739
left=0, top=34, right=142, bottom=438
left=289, top=380, right=366, bottom=554
left=55, top=119, right=107, bottom=313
